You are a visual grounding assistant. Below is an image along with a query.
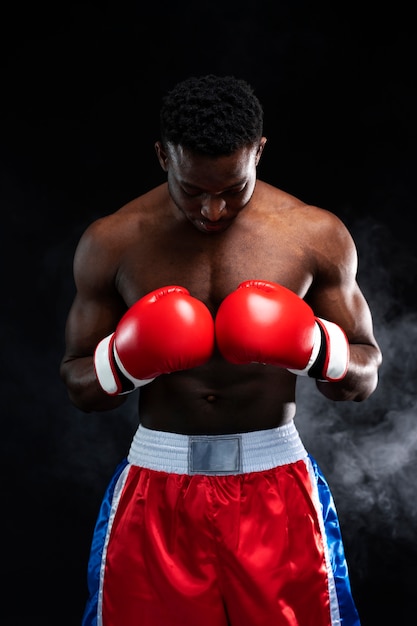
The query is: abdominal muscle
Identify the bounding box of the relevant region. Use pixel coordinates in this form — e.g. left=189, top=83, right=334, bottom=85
left=138, top=358, right=298, bottom=435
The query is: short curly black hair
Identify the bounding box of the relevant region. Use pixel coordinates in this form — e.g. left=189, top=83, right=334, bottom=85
left=160, top=75, right=264, bottom=156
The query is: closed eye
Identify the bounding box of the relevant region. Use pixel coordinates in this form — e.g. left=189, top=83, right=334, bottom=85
left=181, top=182, right=247, bottom=198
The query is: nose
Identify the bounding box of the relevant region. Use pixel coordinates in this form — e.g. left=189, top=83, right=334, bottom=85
left=200, top=195, right=226, bottom=222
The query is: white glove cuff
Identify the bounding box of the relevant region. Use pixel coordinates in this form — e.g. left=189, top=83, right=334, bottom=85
left=316, top=317, right=349, bottom=381
left=94, top=333, right=120, bottom=395
left=288, top=318, right=349, bottom=382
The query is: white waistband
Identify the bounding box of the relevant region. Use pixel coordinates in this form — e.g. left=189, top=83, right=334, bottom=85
left=127, top=422, right=307, bottom=475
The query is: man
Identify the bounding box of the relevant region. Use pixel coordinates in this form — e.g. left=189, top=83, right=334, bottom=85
left=60, top=74, right=382, bottom=626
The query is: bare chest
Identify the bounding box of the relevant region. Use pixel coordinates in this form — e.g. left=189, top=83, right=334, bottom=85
left=117, top=221, right=313, bottom=311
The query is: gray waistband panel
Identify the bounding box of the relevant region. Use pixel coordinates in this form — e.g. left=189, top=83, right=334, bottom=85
left=127, top=422, right=307, bottom=475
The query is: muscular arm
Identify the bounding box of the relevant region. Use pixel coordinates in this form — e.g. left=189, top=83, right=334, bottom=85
left=305, top=211, right=382, bottom=402
left=60, top=218, right=129, bottom=412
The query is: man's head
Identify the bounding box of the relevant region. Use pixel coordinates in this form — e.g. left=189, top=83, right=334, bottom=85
left=159, top=75, right=264, bottom=156
left=156, top=75, right=267, bottom=234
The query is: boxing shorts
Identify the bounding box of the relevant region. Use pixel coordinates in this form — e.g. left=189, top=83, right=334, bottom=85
left=82, top=422, right=361, bottom=625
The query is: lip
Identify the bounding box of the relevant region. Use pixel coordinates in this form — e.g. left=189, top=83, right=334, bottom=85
left=197, top=219, right=230, bottom=233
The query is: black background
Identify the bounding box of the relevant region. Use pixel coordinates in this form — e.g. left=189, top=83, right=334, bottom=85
left=1, top=1, right=416, bottom=624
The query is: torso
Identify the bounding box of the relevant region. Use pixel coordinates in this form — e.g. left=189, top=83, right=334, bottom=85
left=94, top=180, right=337, bottom=434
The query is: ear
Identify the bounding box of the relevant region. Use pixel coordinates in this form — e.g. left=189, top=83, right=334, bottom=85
left=154, top=141, right=169, bottom=171
left=255, top=137, right=267, bottom=166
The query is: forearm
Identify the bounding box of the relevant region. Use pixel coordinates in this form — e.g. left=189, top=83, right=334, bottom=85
left=60, top=356, right=127, bottom=413
left=316, top=344, right=382, bottom=402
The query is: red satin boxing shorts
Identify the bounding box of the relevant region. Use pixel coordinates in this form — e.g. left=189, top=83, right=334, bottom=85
left=82, top=422, right=361, bottom=626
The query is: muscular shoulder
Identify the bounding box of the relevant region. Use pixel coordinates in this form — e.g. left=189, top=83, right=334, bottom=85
left=297, top=199, right=353, bottom=242
left=291, top=204, right=360, bottom=310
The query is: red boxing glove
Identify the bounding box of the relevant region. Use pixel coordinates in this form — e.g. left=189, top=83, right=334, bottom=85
left=94, top=286, right=215, bottom=395
left=215, top=280, right=349, bottom=382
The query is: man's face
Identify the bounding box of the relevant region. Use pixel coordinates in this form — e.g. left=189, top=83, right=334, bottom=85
left=156, top=140, right=266, bottom=234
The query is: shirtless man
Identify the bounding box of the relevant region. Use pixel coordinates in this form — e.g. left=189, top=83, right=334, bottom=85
left=60, top=75, right=382, bottom=626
